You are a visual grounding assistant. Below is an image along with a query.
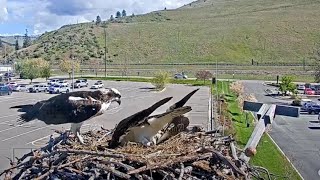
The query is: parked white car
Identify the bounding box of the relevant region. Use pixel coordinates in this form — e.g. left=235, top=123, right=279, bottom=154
left=72, top=79, right=88, bottom=88
left=297, top=84, right=306, bottom=90
left=29, top=84, right=49, bottom=93
left=48, top=79, right=60, bottom=86
left=91, top=81, right=104, bottom=89
left=49, top=84, right=70, bottom=94
left=8, top=82, right=18, bottom=87
left=13, top=84, right=28, bottom=92
left=58, top=80, right=69, bottom=86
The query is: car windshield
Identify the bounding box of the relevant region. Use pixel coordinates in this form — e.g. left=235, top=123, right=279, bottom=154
left=9, top=82, right=15, bottom=84
left=54, top=85, right=60, bottom=87
left=94, top=83, right=98, bottom=85
left=75, top=80, right=80, bottom=83
left=34, top=85, right=39, bottom=87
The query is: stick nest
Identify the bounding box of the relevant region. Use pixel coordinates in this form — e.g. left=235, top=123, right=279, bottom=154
left=0, top=127, right=268, bottom=180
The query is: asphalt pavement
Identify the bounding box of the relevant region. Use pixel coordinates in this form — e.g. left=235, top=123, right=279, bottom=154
left=0, top=79, right=209, bottom=171
left=242, top=80, right=320, bottom=180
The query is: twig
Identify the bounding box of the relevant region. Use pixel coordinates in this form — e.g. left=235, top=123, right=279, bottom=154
left=178, top=163, right=184, bottom=180
left=212, top=150, right=246, bottom=176
left=230, top=142, right=239, bottom=160
left=128, top=153, right=212, bottom=174
left=56, top=149, right=125, bottom=158
left=96, top=164, right=131, bottom=179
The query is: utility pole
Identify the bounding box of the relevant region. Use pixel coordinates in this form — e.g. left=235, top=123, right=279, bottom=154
left=4, top=44, right=7, bottom=64
left=104, top=26, right=107, bottom=77
left=69, top=35, right=75, bottom=92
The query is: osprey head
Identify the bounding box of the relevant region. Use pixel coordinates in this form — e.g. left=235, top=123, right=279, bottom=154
left=99, top=88, right=121, bottom=105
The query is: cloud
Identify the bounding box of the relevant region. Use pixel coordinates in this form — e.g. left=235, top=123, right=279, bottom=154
left=0, top=0, right=8, bottom=22
left=4, top=0, right=194, bottom=35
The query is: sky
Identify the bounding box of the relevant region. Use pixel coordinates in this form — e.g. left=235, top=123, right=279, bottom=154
left=0, top=0, right=193, bottom=36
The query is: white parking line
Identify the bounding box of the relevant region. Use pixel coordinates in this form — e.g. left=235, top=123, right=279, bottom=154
left=26, top=124, right=100, bottom=145
left=2, top=126, right=49, bottom=142
left=0, top=123, right=37, bottom=133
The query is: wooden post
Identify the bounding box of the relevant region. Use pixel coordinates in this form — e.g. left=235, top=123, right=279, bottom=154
left=240, top=101, right=299, bottom=162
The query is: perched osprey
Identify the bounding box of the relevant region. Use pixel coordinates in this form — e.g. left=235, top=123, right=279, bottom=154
left=10, top=88, right=121, bottom=144
left=109, top=88, right=199, bottom=148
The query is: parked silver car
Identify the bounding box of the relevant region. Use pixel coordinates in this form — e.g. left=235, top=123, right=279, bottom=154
left=13, top=84, right=28, bottom=92
left=49, top=84, right=70, bottom=94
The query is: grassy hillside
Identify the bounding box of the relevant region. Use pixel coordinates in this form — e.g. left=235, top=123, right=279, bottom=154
left=10, top=0, right=320, bottom=66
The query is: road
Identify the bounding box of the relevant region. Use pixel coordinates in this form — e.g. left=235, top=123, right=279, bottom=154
left=0, top=80, right=210, bottom=171
left=242, top=80, right=320, bottom=180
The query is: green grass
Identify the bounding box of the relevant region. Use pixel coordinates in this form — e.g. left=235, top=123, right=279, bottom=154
left=215, top=81, right=301, bottom=179
left=11, top=0, right=320, bottom=67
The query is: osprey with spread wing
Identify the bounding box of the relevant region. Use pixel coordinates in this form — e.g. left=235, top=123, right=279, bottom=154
left=10, top=88, right=121, bottom=144
left=109, top=88, right=199, bottom=148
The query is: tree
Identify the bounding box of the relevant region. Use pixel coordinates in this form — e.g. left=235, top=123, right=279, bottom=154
left=314, top=48, right=320, bottom=82
left=152, top=71, right=170, bottom=90
left=131, top=13, right=135, bottom=17
left=116, top=11, right=121, bottom=18
left=88, top=59, right=100, bottom=77
left=15, top=40, right=19, bottom=50
left=195, top=70, right=213, bottom=85
left=279, top=75, right=296, bottom=96
left=40, top=62, right=51, bottom=81
left=110, top=15, right=114, bottom=21
left=23, top=29, right=31, bottom=48
left=96, top=15, right=101, bottom=25
left=18, top=58, right=48, bottom=83
left=0, top=38, right=2, bottom=48
left=59, top=59, right=80, bottom=78
left=122, top=10, right=127, bottom=17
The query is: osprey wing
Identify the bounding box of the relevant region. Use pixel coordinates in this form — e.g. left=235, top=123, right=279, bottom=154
left=166, top=88, right=199, bottom=112
left=108, top=97, right=173, bottom=148
left=21, top=95, right=103, bottom=125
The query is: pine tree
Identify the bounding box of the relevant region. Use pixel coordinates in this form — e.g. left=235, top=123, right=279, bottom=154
left=23, top=29, right=31, bottom=48
left=15, top=40, right=19, bottom=50
left=122, top=10, right=127, bottom=17
left=116, top=11, right=121, bottom=18
left=96, top=15, right=101, bottom=25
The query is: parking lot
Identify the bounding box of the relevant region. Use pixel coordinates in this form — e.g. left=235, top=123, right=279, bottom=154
left=0, top=79, right=210, bottom=171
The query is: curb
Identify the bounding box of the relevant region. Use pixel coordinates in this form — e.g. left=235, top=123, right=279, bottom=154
left=265, top=133, right=305, bottom=180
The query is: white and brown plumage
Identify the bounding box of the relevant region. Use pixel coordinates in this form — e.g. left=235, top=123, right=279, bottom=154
left=10, top=88, right=121, bottom=144
left=109, top=88, right=199, bottom=148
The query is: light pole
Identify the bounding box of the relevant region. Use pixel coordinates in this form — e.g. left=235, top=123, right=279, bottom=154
left=72, top=56, right=74, bottom=92
left=104, top=26, right=107, bottom=77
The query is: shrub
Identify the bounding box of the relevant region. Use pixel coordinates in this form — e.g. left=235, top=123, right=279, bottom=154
left=151, top=71, right=170, bottom=90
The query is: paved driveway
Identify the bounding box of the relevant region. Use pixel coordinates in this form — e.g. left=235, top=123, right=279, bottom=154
left=0, top=80, right=209, bottom=171
left=242, top=80, right=320, bottom=180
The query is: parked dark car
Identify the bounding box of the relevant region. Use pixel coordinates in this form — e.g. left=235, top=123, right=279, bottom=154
left=0, top=86, right=12, bottom=96
left=306, top=103, right=320, bottom=114
left=4, top=72, right=15, bottom=77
